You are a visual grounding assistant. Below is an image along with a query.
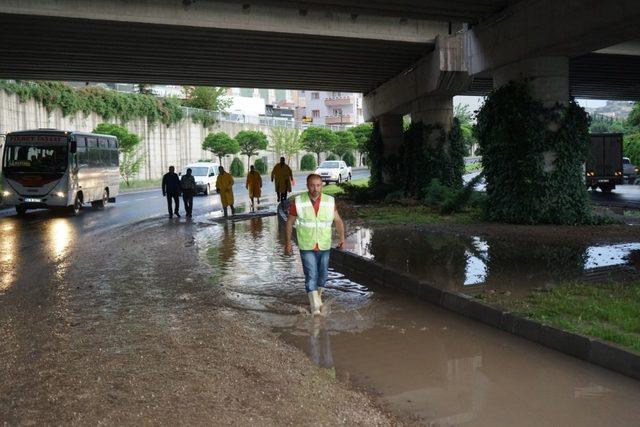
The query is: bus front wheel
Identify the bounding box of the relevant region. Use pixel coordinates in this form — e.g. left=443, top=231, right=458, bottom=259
left=68, top=195, right=82, bottom=216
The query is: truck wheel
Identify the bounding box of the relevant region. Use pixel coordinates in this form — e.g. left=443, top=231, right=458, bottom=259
left=15, top=206, right=27, bottom=216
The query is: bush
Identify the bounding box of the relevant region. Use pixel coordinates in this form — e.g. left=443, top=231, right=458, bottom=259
left=422, top=179, right=453, bottom=207
left=440, top=173, right=485, bottom=214
left=326, top=154, right=338, bottom=161
left=300, top=154, right=317, bottom=171
left=230, top=157, right=245, bottom=177
left=342, top=151, right=356, bottom=167
left=254, top=158, right=268, bottom=175
left=624, top=133, right=640, bottom=167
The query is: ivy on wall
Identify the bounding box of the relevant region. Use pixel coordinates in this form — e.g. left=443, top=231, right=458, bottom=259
left=475, top=80, right=591, bottom=224
left=366, top=117, right=465, bottom=198
left=0, top=80, right=184, bottom=126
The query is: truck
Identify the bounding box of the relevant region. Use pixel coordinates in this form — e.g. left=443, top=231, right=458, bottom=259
left=315, top=160, right=351, bottom=184
left=586, top=133, right=623, bottom=193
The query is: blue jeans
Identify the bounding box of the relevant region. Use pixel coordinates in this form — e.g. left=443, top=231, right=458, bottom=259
left=300, top=250, right=330, bottom=293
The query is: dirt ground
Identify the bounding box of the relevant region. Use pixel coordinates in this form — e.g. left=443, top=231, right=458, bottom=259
left=0, top=219, right=396, bottom=425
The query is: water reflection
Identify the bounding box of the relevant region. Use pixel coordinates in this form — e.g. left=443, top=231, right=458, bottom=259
left=49, top=218, right=73, bottom=259
left=0, top=221, right=18, bottom=292
left=344, top=226, right=640, bottom=295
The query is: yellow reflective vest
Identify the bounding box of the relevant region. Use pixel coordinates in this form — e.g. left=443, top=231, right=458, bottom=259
left=294, top=192, right=335, bottom=251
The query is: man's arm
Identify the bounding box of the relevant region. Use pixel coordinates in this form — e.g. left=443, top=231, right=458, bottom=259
left=161, top=175, right=166, bottom=196
left=334, top=210, right=346, bottom=249
left=284, top=214, right=296, bottom=255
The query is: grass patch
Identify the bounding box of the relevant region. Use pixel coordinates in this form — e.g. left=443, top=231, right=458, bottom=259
left=481, top=282, right=640, bottom=352
left=120, top=178, right=162, bottom=192
left=343, top=204, right=480, bottom=225
left=465, top=162, right=482, bottom=173
left=322, top=178, right=369, bottom=196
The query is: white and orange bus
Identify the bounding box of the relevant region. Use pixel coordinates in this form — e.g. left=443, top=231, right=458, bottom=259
left=1, top=129, right=120, bottom=215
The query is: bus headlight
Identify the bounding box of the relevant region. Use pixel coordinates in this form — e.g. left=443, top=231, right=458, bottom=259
left=55, top=191, right=65, bottom=198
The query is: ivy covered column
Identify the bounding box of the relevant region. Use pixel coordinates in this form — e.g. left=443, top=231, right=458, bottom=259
left=477, top=56, right=592, bottom=224
left=376, top=114, right=404, bottom=184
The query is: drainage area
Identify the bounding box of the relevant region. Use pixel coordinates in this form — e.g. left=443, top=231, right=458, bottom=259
left=197, top=217, right=640, bottom=425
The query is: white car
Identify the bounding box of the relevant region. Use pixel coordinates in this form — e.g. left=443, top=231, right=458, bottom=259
left=315, top=160, right=352, bottom=184
left=182, top=162, right=219, bottom=195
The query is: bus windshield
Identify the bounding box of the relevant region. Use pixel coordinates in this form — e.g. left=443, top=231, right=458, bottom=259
left=3, top=144, right=68, bottom=173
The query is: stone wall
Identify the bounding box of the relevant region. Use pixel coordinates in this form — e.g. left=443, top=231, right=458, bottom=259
left=0, top=91, right=360, bottom=179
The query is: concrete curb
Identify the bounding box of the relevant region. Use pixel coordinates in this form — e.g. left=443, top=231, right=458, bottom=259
left=330, top=249, right=640, bottom=381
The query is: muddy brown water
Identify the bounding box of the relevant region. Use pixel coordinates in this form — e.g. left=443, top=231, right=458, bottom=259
left=199, top=216, right=640, bottom=426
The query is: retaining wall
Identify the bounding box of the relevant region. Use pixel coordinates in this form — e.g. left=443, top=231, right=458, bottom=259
left=0, top=91, right=361, bottom=179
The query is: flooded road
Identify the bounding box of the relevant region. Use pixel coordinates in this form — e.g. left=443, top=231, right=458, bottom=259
left=199, top=216, right=640, bottom=425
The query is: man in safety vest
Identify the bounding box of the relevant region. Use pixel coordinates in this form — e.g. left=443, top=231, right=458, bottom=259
left=285, top=174, right=345, bottom=315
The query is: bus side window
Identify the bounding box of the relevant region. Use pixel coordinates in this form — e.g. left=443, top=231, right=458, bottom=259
left=98, top=138, right=110, bottom=167
left=87, top=137, right=98, bottom=166
left=109, top=139, right=119, bottom=167
left=76, top=137, right=87, bottom=166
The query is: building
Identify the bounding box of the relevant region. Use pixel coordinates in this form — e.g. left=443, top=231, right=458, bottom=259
left=297, top=91, right=364, bottom=126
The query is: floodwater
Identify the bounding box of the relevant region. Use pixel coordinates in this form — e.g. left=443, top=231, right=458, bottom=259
left=198, top=216, right=640, bottom=426
left=344, top=226, right=640, bottom=297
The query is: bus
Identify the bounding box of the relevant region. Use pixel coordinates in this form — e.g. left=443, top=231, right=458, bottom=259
left=1, top=129, right=120, bottom=215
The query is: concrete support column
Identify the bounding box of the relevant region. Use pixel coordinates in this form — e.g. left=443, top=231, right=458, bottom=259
left=410, top=96, right=453, bottom=129
left=493, top=56, right=569, bottom=106
left=378, top=114, right=404, bottom=156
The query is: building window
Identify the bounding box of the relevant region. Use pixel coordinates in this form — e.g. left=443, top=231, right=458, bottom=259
left=312, top=92, right=320, bottom=100
left=312, top=110, right=320, bottom=118
left=332, top=108, right=343, bottom=116
left=332, top=91, right=342, bottom=98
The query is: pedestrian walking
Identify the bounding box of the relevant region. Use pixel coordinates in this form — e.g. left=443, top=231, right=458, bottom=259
left=246, top=165, right=262, bottom=211
left=285, top=173, right=345, bottom=315
left=180, top=167, right=196, bottom=217
left=216, top=165, right=235, bottom=217
left=271, top=157, right=293, bottom=202
left=162, top=165, right=181, bottom=218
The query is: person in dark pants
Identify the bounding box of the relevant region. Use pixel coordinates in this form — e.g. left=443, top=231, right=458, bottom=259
left=180, top=167, right=196, bottom=218
left=162, top=165, right=181, bottom=218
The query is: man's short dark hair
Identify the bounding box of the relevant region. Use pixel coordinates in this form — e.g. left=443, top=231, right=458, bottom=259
left=307, top=173, right=322, bottom=183
left=187, top=168, right=192, bottom=173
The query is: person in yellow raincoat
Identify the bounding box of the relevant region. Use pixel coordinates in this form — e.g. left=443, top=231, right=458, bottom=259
left=246, top=165, right=262, bottom=210
left=271, top=157, right=293, bottom=202
left=216, top=165, right=235, bottom=217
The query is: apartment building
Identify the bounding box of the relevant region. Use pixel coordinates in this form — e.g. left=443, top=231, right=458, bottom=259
left=297, top=91, right=364, bottom=126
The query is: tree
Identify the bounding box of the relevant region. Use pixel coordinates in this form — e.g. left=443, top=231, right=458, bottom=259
left=333, top=130, right=358, bottom=159
left=300, top=127, right=337, bottom=165
left=270, top=126, right=302, bottom=164
left=454, top=104, right=477, bottom=156
left=94, top=123, right=144, bottom=187
left=590, top=113, right=627, bottom=134
left=202, top=132, right=240, bottom=164
left=182, top=86, right=232, bottom=111
left=348, top=123, right=373, bottom=165
left=624, top=133, right=640, bottom=166
left=300, top=154, right=317, bottom=171
left=235, top=130, right=269, bottom=169
left=628, top=103, right=640, bottom=129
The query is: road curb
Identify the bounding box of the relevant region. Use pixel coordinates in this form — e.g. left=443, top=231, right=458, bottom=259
left=330, top=248, right=640, bottom=381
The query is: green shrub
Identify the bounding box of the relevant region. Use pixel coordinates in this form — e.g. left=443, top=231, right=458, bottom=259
left=440, top=173, right=485, bottom=214
left=230, top=157, right=245, bottom=177
left=624, top=133, right=640, bottom=166
left=254, top=158, right=268, bottom=174
left=326, top=154, right=338, bottom=161
left=343, top=151, right=356, bottom=167
left=422, top=179, right=453, bottom=207
left=300, top=154, right=317, bottom=171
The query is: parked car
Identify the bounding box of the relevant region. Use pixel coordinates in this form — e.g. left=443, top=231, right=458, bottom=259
left=182, top=162, right=219, bottom=195
left=622, top=157, right=638, bottom=184
left=315, top=160, right=351, bottom=184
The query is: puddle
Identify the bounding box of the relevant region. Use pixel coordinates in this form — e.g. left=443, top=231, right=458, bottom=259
left=343, top=227, right=640, bottom=297
left=198, top=216, right=640, bottom=425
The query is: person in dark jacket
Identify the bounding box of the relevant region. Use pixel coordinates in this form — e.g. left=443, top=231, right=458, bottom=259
left=180, top=168, right=196, bottom=218
left=162, top=166, right=181, bottom=218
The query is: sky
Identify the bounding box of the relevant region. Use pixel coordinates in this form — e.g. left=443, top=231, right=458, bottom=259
left=454, top=95, right=608, bottom=113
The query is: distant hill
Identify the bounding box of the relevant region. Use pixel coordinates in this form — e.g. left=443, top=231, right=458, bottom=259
left=585, top=101, right=635, bottom=119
